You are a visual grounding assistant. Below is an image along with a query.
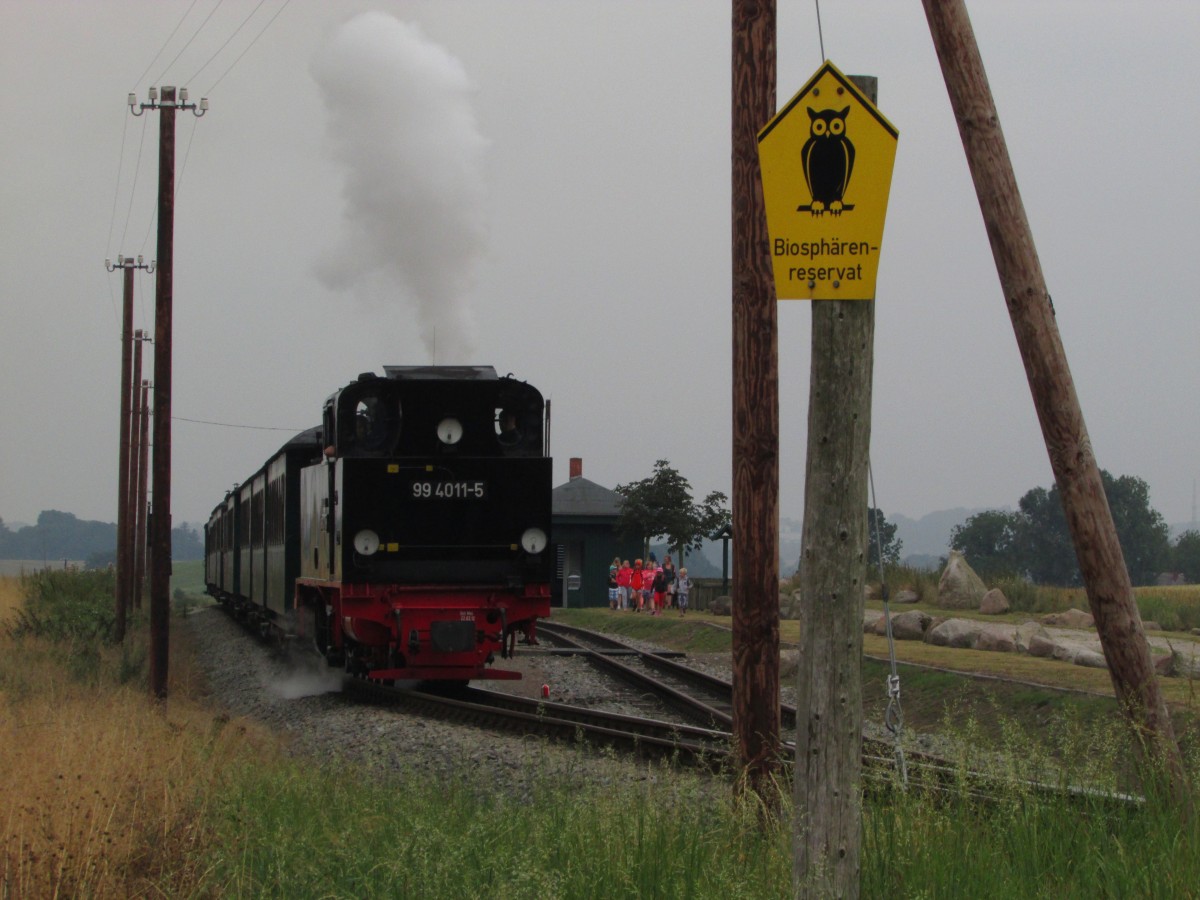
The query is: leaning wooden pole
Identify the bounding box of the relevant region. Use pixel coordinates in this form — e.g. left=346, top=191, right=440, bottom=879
left=921, top=0, right=1187, bottom=791
left=731, top=0, right=781, bottom=800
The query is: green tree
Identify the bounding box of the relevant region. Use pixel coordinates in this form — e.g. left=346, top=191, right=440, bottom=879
left=866, top=507, right=902, bottom=569
left=1016, top=486, right=1078, bottom=586
left=172, top=523, right=204, bottom=560
left=1170, top=530, right=1200, bottom=584
left=949, top=509, right=1024, bottom=580
left=615, top=460, right=730, bottom=558
left=1012, top=472, right=1168, bottom=586
left=1103, top=473, right=1170, bottom=585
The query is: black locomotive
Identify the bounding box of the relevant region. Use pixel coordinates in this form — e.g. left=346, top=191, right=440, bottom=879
left=204, top=366, right=552, bottom=682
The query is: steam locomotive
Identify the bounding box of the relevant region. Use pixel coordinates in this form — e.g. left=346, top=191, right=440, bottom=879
left=203, top=366, right=553, bottom=682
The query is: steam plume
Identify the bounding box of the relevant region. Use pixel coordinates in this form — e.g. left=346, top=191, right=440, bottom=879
left=311, top=13, right=486, bottom=361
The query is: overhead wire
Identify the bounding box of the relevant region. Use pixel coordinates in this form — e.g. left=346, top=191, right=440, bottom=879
left=105, top=0, right=292, bottom=376
left=130, top=0, right=203, bottom=94
left=814, top=0, right=826, bottom=62
left=203, top=0, right=293, bottom=96
left=186, top=0, right=272, bottom=87
left=173, top=416, right=310, bottom=433
left=869, top=461, right=908, bottom=785
left=154, top=0, right=227, bottom=87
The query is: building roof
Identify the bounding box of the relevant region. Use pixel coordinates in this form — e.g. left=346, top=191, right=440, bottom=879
left=552, top=476, right=622, bottom=518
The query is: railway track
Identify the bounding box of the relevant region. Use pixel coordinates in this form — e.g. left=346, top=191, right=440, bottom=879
left=343, top=677, right=734, bottom=771
left=225, top=607, right=1140, bottom=808
left=530, top=622, right=1143, bottom=810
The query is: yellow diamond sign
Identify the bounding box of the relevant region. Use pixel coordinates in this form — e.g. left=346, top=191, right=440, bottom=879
left=758, top=61, right=898, bottom=300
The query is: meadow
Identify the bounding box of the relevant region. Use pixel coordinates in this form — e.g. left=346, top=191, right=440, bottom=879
left=3, top=570, right=1199, bottom=897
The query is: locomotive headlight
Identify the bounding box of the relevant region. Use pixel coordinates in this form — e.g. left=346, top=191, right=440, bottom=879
left=437, top=417, right=463, bottom=445
left=520, top=527, right=548, bottom=554
left=353, top=529, right=381, bottom=556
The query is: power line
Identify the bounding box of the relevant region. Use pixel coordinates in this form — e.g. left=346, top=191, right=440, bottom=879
left=154, top=0, right=227, bottom=87
left=173, top=416, right=310, bottom=433
left=204, top=0, right=292, bottom=95
left=187, top=0, right=271, bottom=86
left=131, top=0, right=204, bottom=93
left=105, top=113, right=131, bottom=259
left=118, top=114, right=150, bottom=256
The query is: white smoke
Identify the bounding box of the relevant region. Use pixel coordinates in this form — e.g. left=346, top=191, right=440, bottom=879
left=311, top=13, right=487, bottom=362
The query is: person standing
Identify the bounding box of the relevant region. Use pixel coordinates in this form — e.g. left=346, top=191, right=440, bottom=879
left=651, top=564, right=668, bottom=616
left=643, top=559, right=659, bottom=613
left=630, top=559, right=645, bottom=612
left=616, top=560, right=633, bottom=610
left=675, top=567, right=692, bottom=615
left=607, top=558, right=620, bottom=610
left=661, top=554, right=677, bottom=609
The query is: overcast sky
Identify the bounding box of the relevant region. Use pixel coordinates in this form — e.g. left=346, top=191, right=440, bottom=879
left=2, top=1, right=1198, bottom=536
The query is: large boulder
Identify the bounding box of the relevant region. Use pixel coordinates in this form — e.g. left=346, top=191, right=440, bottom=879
left=890, top=610, right=933, bottom=640
left=974, top=628, right=1016, bottom=653
left=1170, top=644, right=1200, bottom=679
left=1014, top=621, right=1050, bottom=654
left=979, top=589, right=1010, bottom=615
left=1040, top=608, right=1095, bottom=629
left=710, top=595, right=732, bottom=616
left=925, top=617, right=980, bottom=649
left=936, top=551, right=987, bottom=609
left=1027, top=630, right=1059, bottom=658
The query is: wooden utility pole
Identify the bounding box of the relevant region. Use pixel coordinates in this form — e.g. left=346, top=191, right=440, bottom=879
left=150, top=87, right=176, bottom=699
left=105, top=256, right=151, bottom=641
left=128, top=329, right=145, bottom=613
left=115, top=259, right=134, bottom=642
left=731, top=0, right=781, bottom=798
left=131, top=84, right=207, bottom=699
left=921, top=0, right=1187, bottom=791
left=134, top=378, right=150, bottom=611
left=792, top=75, right=878, bottom=899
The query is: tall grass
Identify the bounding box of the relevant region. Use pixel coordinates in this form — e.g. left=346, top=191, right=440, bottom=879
left=4, top=572, right=1200, bottom=896
left=0, top=573, right=277, bottom=897
left=198, top=758, right=792, bottom=899
left=864, top=775, right=1200, bottom=898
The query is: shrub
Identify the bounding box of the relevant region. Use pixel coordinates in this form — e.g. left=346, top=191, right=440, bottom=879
left=7, top=569, right=117, bottom=641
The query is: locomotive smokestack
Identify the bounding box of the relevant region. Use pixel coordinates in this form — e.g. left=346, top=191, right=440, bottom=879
left=570, top=458, right=582, bottom=480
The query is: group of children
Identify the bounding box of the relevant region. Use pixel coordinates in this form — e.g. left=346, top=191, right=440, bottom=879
left=607, top=554, right=692, bottom=615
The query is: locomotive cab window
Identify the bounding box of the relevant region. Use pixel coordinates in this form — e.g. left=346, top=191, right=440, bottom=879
left=337, top=384, right=402, bottom=457
left=495, top=407, right=522, bottom=447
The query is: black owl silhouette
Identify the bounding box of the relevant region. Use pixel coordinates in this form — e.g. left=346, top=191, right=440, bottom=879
left=800, top=106, right=854, bottom=216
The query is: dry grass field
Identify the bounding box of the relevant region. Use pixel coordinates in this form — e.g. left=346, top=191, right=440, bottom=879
left=0, top=575, right=278, bottom=897
left=0, top=575, right=23, bottom=624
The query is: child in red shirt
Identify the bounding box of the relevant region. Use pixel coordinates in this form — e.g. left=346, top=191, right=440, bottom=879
left=630, top=560, right=645, bottom=611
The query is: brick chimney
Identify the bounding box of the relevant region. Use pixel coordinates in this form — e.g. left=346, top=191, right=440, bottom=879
left=569, top=457, right=583, bottom=480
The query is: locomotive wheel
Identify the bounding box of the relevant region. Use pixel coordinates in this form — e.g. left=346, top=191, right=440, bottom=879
left=312, top=602, right=344, bottom=667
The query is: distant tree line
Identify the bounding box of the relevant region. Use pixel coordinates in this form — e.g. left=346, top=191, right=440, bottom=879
left=949, top=471, right=1196, bottom=586
left=0, top=511, right=204, bottom=567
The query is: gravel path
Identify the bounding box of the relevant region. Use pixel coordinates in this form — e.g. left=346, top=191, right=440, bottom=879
left=179, top=606, right=947, bottom=792
left=179, top=606, right=701, bottom=794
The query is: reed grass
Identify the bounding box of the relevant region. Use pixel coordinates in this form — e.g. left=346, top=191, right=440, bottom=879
left=0, top=573, right=278, bottom=897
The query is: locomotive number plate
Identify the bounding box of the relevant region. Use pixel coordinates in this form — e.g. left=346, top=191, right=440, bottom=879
left=410, top=479, right=487, bottom=500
